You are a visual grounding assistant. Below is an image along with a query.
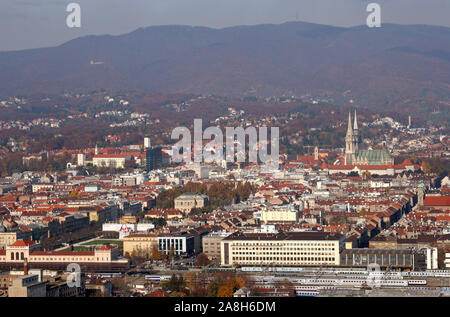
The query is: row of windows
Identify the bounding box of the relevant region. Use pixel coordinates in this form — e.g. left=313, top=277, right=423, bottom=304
left=232, top=257, right=336, bottom=262
left=32, top=257, right=94, bottom=261
left=176, top=201, right=195, bottom=206
left=233, top=252, right=335, bottom=256
left=10, top=252, right=25, bottom=260
left=231, top=242, right=336, bottom=247
left=125, top=238, right=155, bottom=242
left=233, top=247, right=335, bottom=251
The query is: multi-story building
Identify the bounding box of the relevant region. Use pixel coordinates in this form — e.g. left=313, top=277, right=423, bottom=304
left=146, top=146, right=162, bottom=172
left=221, top=231, right=344, bottom=267
left=340, top=248, right=433, bottom=270
left=8, top=274, right=46, bottom=297
left=93, top=154, right=131, bottom=169
left=103, top=222, right=155, bottom=239
left=74, top=203, right=120, bottom=223
left=123, top=233, right=158, bottom=257
left=0, top=231, right=32, bottom=249
left=253, top=205, right=298, bottom=223
left=445, top=250, right=450, bottom=269
left=0, top=240, right=128, bottom=272
left=158, top=233, right=195, bottom=256
left=174, top=193, right=209, bottom=214
left=202, top=232, right=231, bottom=260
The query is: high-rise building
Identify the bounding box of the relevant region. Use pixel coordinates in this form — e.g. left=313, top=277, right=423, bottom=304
left=146, top=146, right=162, bottom=172
left=144, top=136, right=151, bottom=149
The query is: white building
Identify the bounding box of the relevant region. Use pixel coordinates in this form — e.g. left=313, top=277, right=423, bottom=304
left=93, top=154, right=131, bottom=169
left=445, top=250, right=450, bottom=269
left=102, top=223, right=155, bottom=239
left=424, top=246, right=439, bottom=270
left=221, top=231, right=344, bottom=267
left=77, top=153, right=86, bottom=166
left=253, top=205, right=298, bottom=223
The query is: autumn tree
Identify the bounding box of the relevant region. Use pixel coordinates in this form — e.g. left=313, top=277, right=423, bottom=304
left=422, top=161, right=432, bottom=174
left=151, top=245, right=163, bottom=261
left=207, top=275, right=226, bottom=297
left=359, top=207, right=367, bottom=217
left=216, top=278, right=246, bottom=297
left=195, top=253, right=210, bottom=267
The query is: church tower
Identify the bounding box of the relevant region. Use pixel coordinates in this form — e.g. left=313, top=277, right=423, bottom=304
left=314, top=146, right=319, bottom=161
left=353, top=110, right=359, bottom=154
left=345, top=112, right=355, bottom=165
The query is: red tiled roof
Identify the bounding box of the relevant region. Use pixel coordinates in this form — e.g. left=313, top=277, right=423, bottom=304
left=98, top=245, right=115, bottom=250
left=10, top=239, right=35, bottom=247
left=424, top=196, right=450, bottom=207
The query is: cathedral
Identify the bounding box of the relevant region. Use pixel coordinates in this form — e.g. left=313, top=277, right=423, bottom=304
left=344, top=111, right=393, bottom=166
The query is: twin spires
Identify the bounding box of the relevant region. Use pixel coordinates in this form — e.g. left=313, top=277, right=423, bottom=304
left=345, top=110, right=359, bottom=165
left=346, top=110, right=359, bottom=136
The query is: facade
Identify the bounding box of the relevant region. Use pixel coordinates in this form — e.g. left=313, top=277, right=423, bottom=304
left=174, top=193, right=209, bottom=214
left=8, top=274, right=46, bottom=297
left=158, top=233, right=195, bottom=256
left=0, top=240, right=128, bottom=272
left=328, top=165, right=396, bottom=176
left=253, top=205, right=298, bottom=223
left=45, top=274, right=86, bottom=297
left=202, top=232, right=231, bottom=260
left=0, top=231, right=32, bottom=249
left=340, top=248, right=432, bottom=270
left=93, top=154, right=131, bottom=169
left=221, top=231, right=344, bottom=267
left=344, top=111, right=393, bottom=166
left=146, top=146, right=162, bottom=172
left=102, top=223, right=155, bottom=239
left=123, top=233, right=157, bottom=257
left=75, top=204, right=120, bottom=223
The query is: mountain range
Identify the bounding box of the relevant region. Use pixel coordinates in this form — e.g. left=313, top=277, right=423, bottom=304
left=0, top=21, right=449, bottom=108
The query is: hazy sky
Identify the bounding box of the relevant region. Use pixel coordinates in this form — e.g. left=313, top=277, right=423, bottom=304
left=1, top=0, right=449, bottom=51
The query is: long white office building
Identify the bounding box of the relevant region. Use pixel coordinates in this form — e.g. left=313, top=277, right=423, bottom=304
left=221, top=231, right=344, bottom=267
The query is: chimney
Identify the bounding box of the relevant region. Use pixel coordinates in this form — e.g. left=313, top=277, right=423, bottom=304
left=24, top=258, right=29, bottom=276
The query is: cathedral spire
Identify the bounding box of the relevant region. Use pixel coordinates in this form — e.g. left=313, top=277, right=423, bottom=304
left=353, top=110, right=358, bottom=131
left=346, top=112, right=353, bottom=136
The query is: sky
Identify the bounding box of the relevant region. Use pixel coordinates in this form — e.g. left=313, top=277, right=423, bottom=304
left=1, top=0, right=449, bottom=51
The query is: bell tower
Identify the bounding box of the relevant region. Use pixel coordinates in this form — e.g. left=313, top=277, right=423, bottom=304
left=353, top=110, right=359, bottom=154
left=345, top=112, right=355, bottom=165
